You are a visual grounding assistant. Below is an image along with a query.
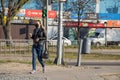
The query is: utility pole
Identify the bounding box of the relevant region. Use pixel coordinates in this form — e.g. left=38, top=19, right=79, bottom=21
left=46, top=0, right=48, bottom=42
left=104, top=22, right=107, bottom=46
left=96, top=0, right=100, bottom=14
left=54, top=0, right=66, bottom=65
left=42, top=0, right=48, bottom=51
left=96, top=0, right=100, bottom=23
left=57, top=0, right=63, bottom=65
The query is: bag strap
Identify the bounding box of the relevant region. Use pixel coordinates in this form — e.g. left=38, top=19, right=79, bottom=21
left=44, top=40, right=49, bottom=55
left=44, top=41, right=47, bottom=51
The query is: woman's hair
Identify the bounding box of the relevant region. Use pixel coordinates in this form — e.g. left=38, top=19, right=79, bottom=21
left=38, top=20, right=41, bottom=24
left=34, top=20, right=41, bottom=24
left=34, top=20, right=45, bottom=29
left=35, top=24, right=39, bottom=28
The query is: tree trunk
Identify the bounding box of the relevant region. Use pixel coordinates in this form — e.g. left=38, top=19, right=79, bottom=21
left=2, top=22, right=13, bottom=46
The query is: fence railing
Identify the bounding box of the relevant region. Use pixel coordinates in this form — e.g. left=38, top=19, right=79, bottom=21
left=1, top=39, right=120, bottom=62
left=0, top=39, right=58, bottom=57
left=0, top=39, right=33, bottom=57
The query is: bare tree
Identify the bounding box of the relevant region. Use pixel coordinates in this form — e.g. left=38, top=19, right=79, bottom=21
left=66, top=0, right=96, bottom=66
left=70, top=0, right=95, bottom=38
left=0, top=0, right=29, bottom=45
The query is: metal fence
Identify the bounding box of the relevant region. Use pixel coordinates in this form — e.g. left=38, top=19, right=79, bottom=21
left=0, top=39, right=33, bottom=57
left=0, top=39, right=90, bottom=57
left=0, top=39, right=58, bottom=58
left=0, top=39, right=120, bottom=63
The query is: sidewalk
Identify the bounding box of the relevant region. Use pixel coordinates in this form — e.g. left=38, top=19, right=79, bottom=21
left=44, top=60, right=120, bottom=80
left=44, top=65, right=120, bottom=80
left=0, top=60, right=120, bottom=80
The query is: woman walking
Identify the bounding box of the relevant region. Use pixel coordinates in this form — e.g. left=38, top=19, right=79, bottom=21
left=29, top=20, right=46, bottom=74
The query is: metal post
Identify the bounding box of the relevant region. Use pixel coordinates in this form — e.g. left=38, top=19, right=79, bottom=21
left=57, top=0, right=63, bottom=65
left=77, top=39, right=83, bottom=66
left=105, top=28, right=107, bottom=46
left=96, top=0, right=100, bottom=13
left=104, top=22, right=107, bottom=46
left=46, top=0, right=48, bottom=41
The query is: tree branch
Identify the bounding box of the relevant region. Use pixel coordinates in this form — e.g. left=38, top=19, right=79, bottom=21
left=1, top=0, right=5, bottom=16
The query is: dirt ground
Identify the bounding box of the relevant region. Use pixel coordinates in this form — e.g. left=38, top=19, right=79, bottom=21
left=0, top=62, right=68, bottom=74
left=0, top=62, right=62, bottom=80
left=0, top=62, right=120, bottom=80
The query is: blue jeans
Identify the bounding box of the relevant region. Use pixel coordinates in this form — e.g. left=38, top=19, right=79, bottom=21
left=32, top=43, right=45, bottom=70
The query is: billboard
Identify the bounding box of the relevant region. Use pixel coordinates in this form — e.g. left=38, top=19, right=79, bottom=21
left=25, top=9, right=57, bottom=18
left=99, top=0, right=120, bottom=20
left=99, top=13, right=120, bottom=20
left=64, top=21, right=105, bottom=28
left=25, top=10, right=42, bottom=18
left=107, top=20, right=120, bottom=27
left=71, top=0, right=120, bottom=20
left=100, top=0, right=120, bottom=14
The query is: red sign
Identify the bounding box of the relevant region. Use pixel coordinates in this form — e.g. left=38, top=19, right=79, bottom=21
left=48, top=10, right=57, bottom=18
left=64, top=21, right=105, bottom=28
left=26, top=9, right=57, bottom=18
left=88, top=23, right=105, bottom=28
left=26, top=10, right=42, bottom=17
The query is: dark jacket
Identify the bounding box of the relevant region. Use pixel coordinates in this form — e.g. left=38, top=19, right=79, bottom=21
left=31, top=28, right=46, bottom=44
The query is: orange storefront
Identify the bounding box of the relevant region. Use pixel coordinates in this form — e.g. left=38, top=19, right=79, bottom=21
left=107, top=20, right=120, bottom=28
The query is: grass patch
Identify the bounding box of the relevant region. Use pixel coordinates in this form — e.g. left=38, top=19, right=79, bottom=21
left=82, top=53, right=120, bottom=60
left=49, top=52, right=120, bottom=60
left=0, top=59, right=31, bottom=64
left=0, top=52, right=120, bottom=65
left=62, top=45, right=120, bottom=49
left=91, top=46, right=120, bottom=49
left=0, top=59, right=55, bottom=65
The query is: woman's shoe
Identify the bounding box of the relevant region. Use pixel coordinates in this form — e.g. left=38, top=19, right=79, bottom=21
left=30, top=70, right=36, bottom=74
left=42, top=68, right=45, bottom=73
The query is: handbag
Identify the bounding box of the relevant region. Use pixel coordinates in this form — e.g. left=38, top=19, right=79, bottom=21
left=42, top=41, right=49, bottom=59
left=42, top=50, right=49, bottom=59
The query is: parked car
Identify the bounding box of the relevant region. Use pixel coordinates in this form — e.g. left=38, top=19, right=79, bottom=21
left=88, top=28, right=120, bottom=46
left=48, top=37, right=71, bottom=46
